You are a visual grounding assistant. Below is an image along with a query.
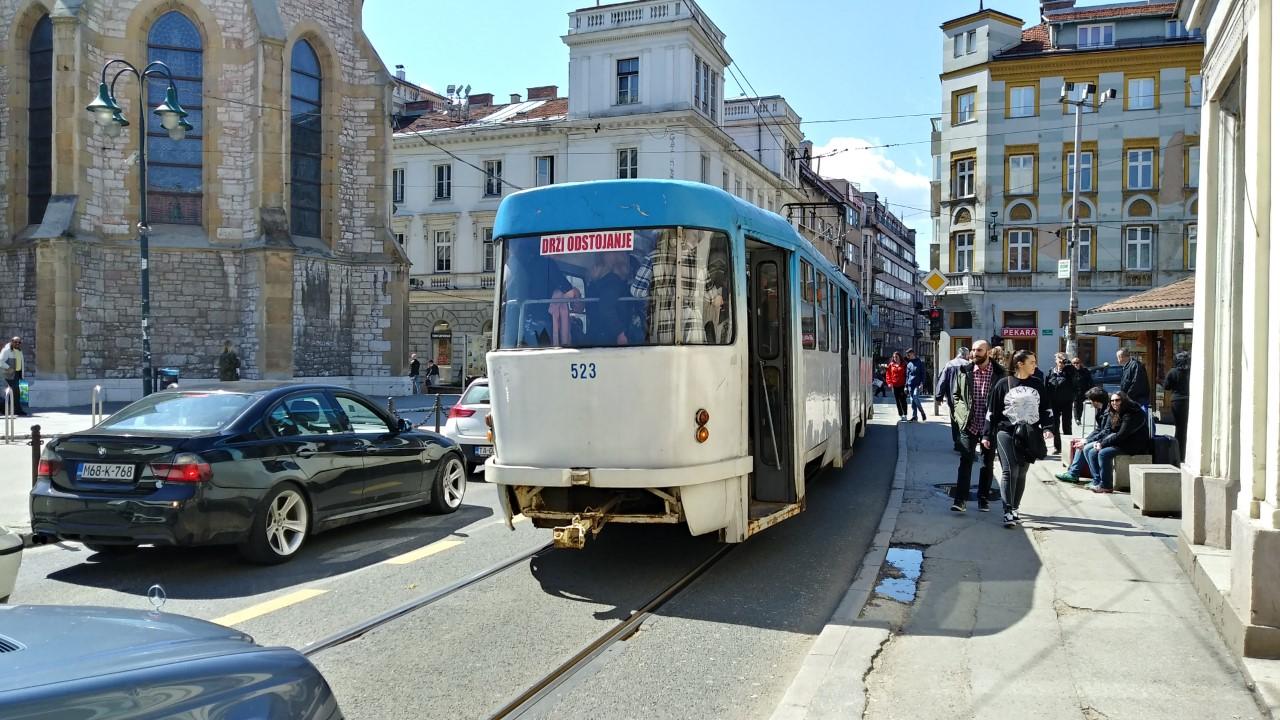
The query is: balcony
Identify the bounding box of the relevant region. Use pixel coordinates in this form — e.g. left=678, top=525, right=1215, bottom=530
left=409, top=272, right=496, bottom=292
left=940, top=271, right=1159, bottom=294
left=568, top=1, right=724, bottom=40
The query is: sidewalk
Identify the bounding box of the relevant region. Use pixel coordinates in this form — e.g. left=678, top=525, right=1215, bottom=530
left=776, top=409, right=1276, bottom=719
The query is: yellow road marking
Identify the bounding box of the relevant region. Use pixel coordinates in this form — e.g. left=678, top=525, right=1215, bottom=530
left=212, top=588, right=327, bottom=627
left=382, top=539, right=463, bottom=565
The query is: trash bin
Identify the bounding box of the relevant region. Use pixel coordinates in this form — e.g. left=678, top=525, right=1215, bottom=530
left=155, top=367, right=180, bottom=389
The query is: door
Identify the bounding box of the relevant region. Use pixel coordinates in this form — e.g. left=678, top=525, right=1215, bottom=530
left=840, top=290, right=851, bottom=451
left=331, top=392, right=425, bottom=506
left=747, top=246, right=795, bottom=503
left=265, top=391, right=368, bottom=517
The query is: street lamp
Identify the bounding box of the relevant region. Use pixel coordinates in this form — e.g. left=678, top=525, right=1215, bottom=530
left=1060, top=81, right=1115, bottom=361
left=85, top=60, right=193, bottom=396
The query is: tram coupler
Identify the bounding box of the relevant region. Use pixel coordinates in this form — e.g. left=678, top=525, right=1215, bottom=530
left=551, top=497, right=621, bottom=550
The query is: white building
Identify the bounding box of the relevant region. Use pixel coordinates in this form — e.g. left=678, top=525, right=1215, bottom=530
left=390, top=0, right=806, bottom=382
left=932, top=1, right=1202, bottom=370
left=1177, top=0, right=1280, bottom=662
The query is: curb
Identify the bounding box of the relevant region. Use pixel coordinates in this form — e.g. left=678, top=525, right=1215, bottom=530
left=770, top=421, right=909, bottom=720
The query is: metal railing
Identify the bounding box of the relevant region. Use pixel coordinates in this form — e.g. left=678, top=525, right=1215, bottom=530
left=91, top=384, right=104, bottom=426
left=2, top=388, right=12, bottom=443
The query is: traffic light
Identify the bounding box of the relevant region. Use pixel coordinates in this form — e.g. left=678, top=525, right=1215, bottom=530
left=928, top=307, right=943, bottom=336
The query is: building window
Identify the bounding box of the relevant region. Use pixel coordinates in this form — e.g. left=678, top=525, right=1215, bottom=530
left=1008, top=154, right=1034, bottom=195
left=1007, top=229, right=1033, bottom=272
left=147, top=11, right=204, bottom=226
left=1067, top=151, right=1094, bottom=192
left=483, top=227, right=495, bottom=272
left=1189, top=74, right=1203, bottom=107
left=700, top=152, right=711, bottom=185
left=1185, top=224, right=1197, bottom=270
left=1078, top=24, right=1114, bottom=48
left=721, top=169, right=729, bottom=191
left=392, top=168, right=405, bottom=203
left=618, top=147, right=638, bottom=179
left=434, top=164, right=452, bottom=199
left=951, top=311, right=973, bottom=328
left=535, top=155, right=555, bottom=187
left=1127, top=148, right=1154, bottom=190
left=1067, top=227, right=1093, bottom=270
left=952, top=231, right=974, bottom=273
left=966, top=30, right=977, bottom=54
left=1127, top=77, right=1155, bottom=110
left=1009, top=85, right=1036, bottom=118
left=290, top=40, right=323, bottom=238
left=1125, top=226, right=1153, bottom=270
left=953, top=158, right=975, bottom=197
left=26, top=15, right=52, bottom=226
left=434, top=230, right=453, bottom=273
left=395, top=232, right=405, bottom=246
left=953, top=90, right=976, bottom=124
left=483, top=159, right=503, bottom=197
left=694, top=56, right=717, bottom=118
left=1166, top=19, right=1190, bottom=38
left=953, top=34, right=963, bottom=58
left=617, top=57, right=639, bottom=105
left=734, top=177, right=742, bottom=197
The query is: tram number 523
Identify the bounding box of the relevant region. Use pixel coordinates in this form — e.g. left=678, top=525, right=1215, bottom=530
left=569, top=362, right=597, bottom=380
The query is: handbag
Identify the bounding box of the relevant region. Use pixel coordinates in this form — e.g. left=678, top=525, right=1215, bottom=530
left=1014, top=421, right=1048, bottom=463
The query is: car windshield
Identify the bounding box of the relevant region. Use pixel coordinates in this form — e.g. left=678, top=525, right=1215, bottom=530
left=98, top=392, right=254, bottom=433
left=497, top=227, right=733, bottom=349
left=461, top=383, right=490, bottom=406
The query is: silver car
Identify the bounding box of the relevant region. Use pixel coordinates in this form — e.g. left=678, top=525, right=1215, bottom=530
left=439, top=378, right=492, bottom=472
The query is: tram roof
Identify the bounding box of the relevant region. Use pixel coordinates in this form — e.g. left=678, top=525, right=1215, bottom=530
left=493, top=180, right=843, bottom=279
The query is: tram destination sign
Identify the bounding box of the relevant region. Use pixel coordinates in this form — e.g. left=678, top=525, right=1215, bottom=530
left=540, top=230, right=634, bottom=256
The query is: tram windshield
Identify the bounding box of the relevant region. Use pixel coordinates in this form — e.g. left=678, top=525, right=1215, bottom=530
left=498, top=227, right=733, bottom=349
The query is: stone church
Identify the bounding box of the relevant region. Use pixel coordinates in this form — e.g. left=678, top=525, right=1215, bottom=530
left=0, top=0, right=408, bottom=405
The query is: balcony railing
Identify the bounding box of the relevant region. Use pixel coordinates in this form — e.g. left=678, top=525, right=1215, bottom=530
left=569, top=1, right=714, bottom=35
left=941, top=270, right=1160, bottom=293
left=409, top=272, right=496, bottom=291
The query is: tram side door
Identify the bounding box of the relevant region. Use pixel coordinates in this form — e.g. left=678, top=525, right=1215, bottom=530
left=839, top=289, right=851, bottom=452
left=746, top=245, right=795, bottom=504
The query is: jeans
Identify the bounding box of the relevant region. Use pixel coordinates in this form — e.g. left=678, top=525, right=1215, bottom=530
left=1082, top=444, right=1122, bottom=489
left=995, top=430, right=1031, bottom=512
left=1049, top=403, right=1073, bottom=452
left=410, top=375, right=422, bottom=394
left=892, top=387, right=908, bottom=417
left=1171, top=398, right=1189, bottom=462
left=909, top=387, right=926, bottom=420
left=5, top=373, right=25, bottom=415
left=953, top=431, right=995, bottom=505
left=1066, top=442, right=1089, bottom=477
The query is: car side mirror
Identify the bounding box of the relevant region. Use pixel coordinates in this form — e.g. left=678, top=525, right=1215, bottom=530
left=397, top=418, right=413, bottom=433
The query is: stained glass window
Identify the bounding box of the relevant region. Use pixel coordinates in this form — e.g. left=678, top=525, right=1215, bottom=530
left=291, top=40, right=322, bottom=238
left=147, top=11, right=203, bottom=225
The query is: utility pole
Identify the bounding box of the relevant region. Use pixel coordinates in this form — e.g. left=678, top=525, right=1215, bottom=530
left=1061, top=82, right=1114, bottom=360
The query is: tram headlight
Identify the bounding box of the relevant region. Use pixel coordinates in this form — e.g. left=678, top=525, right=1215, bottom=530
left=695, top=409, right=710, bottom=426
left=695, top=426, right=710, bottom=443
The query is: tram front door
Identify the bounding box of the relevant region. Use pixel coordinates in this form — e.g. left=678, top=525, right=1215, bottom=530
left=746, top=244, right=795, bottom=504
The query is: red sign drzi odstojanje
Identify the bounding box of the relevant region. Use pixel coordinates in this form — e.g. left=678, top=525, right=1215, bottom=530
left=539, top=230, right=635, bottom=256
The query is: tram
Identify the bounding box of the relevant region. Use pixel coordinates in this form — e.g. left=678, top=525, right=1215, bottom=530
left=485, top=179, right=874, bottom=548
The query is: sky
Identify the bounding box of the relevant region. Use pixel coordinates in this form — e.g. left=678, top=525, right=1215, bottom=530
left=363, top=0, right=1048, bottom=267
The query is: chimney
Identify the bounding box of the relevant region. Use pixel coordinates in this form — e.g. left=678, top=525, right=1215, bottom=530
left=394, top=64, right=406, bottom=81
left=510, top=93, right=522, bottom=104
left=468, top=93, right=494, bottom=107
left=527, top=85, right=559, bottom=100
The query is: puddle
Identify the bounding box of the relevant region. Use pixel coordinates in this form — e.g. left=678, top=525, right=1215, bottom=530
left=873, top=546, right=924, bottom=603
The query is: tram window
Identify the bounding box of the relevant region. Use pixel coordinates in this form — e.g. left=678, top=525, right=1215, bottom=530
left=800, top=260, right=816, bottom=350
left=497, top=228, right=733, bottom=348
left=831, top=282, right=842, bottom=354
left=816, top=276, right=829, bottom=351
left=756, top=261, right=781, bottom=360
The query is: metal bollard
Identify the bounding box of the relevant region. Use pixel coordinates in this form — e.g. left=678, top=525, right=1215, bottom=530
left=3, top=387, right=13, bottom=444
left=433, top=392, right=442, bottom=433
left=91, top=384, right=104, bottom=426
left=30, top=424, right=41, bottom=488
left=387, top=396, right=396, bottom=417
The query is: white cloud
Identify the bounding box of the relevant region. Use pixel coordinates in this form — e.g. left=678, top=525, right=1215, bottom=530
left=809, top=137, right=934, bottom=262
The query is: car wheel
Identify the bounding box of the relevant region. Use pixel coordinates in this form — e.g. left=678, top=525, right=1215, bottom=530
left=239, top=484, right=310, bottom=565
left=84, top=543, right=137, bottom=556
left=427, top=454, right=467, bottom=514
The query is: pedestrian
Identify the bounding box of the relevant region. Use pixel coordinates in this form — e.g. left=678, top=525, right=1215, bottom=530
left=986, top=349, right=1054, bottom=527
left=1057, top=386, right=1110, bottom=483
left=989, top=346, right=1006, bottom=374
left=426, top=359, right=440, bottom=390
left=950, top=340, right=1004, bottom=513
left=0, top=336, right=29, bottom=416
left=1079, top=390, right=1151, bottom=494
left=1045, top=352, right=1077, bottom=453
left=905, top=349, right=928, bottom=422
left=1164, top=351, right=1191, bottom=461
left=937, top=346, right=970, bottom=450
left=886, top=351, right=908, bottom=421
left=217, top=341, right=240, bottom=382
left=1071, top=356, right=1094, bottom=429
left=873, top=367, right=887, bottom=397
left=409, top=352, right=422, bottom=395
left=1116, top=347, right=1151, bottom=408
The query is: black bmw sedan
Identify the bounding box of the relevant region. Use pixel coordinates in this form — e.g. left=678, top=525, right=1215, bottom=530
left=30, top=384, right=468, bottom=564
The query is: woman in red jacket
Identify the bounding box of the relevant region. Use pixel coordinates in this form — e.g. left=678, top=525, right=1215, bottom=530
left=886, top=351, right=908, bottom=420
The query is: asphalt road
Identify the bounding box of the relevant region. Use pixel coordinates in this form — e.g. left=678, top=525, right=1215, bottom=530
left=11, top=416, right=897, bottom=719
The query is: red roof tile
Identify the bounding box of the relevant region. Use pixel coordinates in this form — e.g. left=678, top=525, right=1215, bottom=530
left=1046, top=2, right=1176, bottom=22
left=398, top=97, right=569, bottom=134
left=1088, top=275, right=1196, bottom=313
left=1002, top=23, right=1051, bottom=55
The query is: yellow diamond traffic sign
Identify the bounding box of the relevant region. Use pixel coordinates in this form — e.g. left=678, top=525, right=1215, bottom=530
left=921, top=269, right=949, bottom=295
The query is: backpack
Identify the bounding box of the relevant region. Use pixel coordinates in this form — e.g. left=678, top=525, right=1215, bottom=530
left=1014, top=421, right=1048, bottom=463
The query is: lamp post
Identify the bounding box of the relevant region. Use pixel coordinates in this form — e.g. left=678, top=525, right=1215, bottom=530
left=1060, top=81, right=1115, bottom=360
left=86, top=60, right=193, bottom=396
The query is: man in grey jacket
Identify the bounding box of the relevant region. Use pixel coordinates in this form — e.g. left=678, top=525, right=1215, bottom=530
left=937, top=346, right=970, bottom=451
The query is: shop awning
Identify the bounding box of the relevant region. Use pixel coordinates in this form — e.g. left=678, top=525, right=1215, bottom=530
left=1075, top=276, right=1195, bottom=336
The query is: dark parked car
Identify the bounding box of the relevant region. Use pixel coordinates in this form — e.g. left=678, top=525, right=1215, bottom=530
left=1090, top=364, right=1123, bottom=393
left=0, top=604, right=342, bottom=718
left=31, top=384, right=468, bottom=564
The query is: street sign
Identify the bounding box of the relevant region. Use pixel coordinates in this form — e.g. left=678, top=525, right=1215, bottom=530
left=1057, top=259, right=1070, bottom=279
left=921, top=269, right=949, bottom=295
left=1042, top=328, right=1054, bottom=336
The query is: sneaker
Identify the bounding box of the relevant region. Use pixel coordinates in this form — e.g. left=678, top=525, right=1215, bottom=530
left=1011, top=509, right=1021, bottom=522
left=909, top=417, right=917, bottom=423
left=1086, top=481, right=1101, bottom=491
left=978, top=500, right=990, bottom=512
left=950, top=502, right=966, bottom=513
left=1003, top=512, right=1016, bottom=528
left=1091, top=485, right=1114, bottom=494
left=1055, top=471, right=1080, bottom=483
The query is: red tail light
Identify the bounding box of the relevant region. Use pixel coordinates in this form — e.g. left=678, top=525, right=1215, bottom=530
left=37, top=459, right=62, bottom=478
left=150, top=453, right=213, bottom=483
left=448, top=406, right=476, bottom=419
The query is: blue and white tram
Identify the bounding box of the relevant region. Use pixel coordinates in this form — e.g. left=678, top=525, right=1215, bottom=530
left=485, top=179, right=874, bottom=548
